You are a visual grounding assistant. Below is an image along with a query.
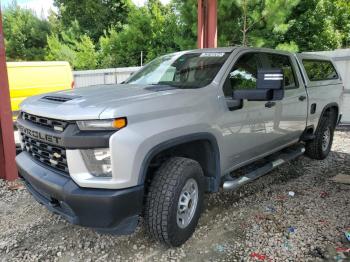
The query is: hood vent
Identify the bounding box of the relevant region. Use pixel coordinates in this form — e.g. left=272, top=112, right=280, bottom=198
left=41, top=95, right=80, bottom=103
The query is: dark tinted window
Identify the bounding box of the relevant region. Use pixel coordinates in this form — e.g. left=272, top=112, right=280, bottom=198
left=302, top=59, right=338, bottom=81
left=223, top=53, right=260, bottom=97
left=265, top=54, right=297, bottom=89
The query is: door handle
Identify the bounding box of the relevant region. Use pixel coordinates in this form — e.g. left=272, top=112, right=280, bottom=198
left=265, top=101, right=276, bottom=108
left=299, top=95, right=306, bottom=101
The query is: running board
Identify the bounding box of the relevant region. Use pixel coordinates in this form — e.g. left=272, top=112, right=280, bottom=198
left=222, top=144, right=305, bottom=191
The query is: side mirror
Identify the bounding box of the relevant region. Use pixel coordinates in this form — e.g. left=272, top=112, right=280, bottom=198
left=233, top=69, right=284, bottom=101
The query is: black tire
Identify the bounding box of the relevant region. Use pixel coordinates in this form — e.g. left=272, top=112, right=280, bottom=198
left=145, top=157, right=205, bottom=247
left=305, top=116, right=334, bottom=160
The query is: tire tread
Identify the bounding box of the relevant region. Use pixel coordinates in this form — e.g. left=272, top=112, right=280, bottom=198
left=144, top=157, right=202, bottom=246
left=305, top=116, right=334, bottom=160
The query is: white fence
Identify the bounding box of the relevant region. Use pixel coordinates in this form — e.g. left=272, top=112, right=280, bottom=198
left=73, top=67, right=140, bottom=88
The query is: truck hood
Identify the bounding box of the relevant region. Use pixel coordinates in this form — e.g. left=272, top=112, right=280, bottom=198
left=20, top=84, right=196, bottom=120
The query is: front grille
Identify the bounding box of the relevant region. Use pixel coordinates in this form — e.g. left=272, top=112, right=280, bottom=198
left=21, top=112, right=69, bottom=132
left=21, top=134, right=68, bottom=173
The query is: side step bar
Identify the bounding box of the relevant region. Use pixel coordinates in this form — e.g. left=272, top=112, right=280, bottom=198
left=222, top=144, right=305, bottom=191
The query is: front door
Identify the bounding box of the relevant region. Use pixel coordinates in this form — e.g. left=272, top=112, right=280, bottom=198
left=218, top=51, right=280, bottom=173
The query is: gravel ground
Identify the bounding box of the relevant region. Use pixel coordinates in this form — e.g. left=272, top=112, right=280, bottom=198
left=1, top=131, right=349, bottom=262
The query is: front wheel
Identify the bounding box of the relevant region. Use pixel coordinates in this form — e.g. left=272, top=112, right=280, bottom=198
left=145, top=157, right=204, bottom=247
left=305, top=116, right=334, bottom=160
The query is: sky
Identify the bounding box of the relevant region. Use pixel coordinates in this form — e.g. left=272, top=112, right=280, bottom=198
left=1, top=0, right=171, bottom=18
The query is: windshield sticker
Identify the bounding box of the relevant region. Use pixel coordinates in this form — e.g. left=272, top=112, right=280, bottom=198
left=200, top=52, right=225, bottom=57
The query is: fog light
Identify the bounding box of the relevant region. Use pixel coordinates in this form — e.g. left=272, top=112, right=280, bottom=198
left=80, top=148, right=112, bottom=177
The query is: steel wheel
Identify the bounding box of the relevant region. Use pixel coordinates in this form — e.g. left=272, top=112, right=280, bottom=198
left=322, top=127, right=331, bottom=152
left=177, top=178, right=199, bottom=229
left=145, top=157, right=204, bottom=246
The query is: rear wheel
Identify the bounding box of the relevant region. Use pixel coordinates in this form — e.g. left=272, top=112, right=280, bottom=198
left=305, top=116, right=334, bottom=160
left=145, top=157, right=204, bottom=247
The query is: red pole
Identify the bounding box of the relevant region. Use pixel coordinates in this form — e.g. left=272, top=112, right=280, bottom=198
left=197, top=0, right=204, bottom=49
left=206, top=0, right=217, bottom=48
left=197, top=0, right=217, bottom=48
left=0, top=8, right=18, bottom=181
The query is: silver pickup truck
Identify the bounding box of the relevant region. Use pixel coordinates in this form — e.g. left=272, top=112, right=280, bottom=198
left=16, top=47, right=343, bottom=246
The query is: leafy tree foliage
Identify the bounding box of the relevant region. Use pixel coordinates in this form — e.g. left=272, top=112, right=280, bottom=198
left=53, top=0, right=131, bottom=41
left=99, top=0, right=180, bottom=67
left=46, top=21, right=97, bottom=69
left=280, top=0, right=350, bottom=51
left=2, top=0, right=350, bottom=68
left=2, top=4, right=51, bottom=61
left=172, top=0, right=350, bottom=52
left=171, top=0, right=197, bottom=49
left=173, top=0, right=299, bottom=48
left=45, top=34, right=75, bottom=64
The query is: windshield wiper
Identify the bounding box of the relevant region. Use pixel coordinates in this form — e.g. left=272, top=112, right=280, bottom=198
left=145, top=83, right=178, bottom=91
left=149, top=83, right=178, bottom=88
left=156, top=81, right=199, bottom=89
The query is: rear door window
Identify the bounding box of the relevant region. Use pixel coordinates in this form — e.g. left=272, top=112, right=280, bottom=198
left=302, top=59, right=338, bottom=81
left=264, top=53, right=298, bottom=89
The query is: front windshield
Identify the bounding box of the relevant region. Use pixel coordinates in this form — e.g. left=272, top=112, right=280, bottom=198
left=125, top=52, right=230, bottom=88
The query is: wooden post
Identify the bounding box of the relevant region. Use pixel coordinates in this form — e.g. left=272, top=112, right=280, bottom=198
left=197, top=0, right=217, bottom=48
left=0, top=8, right=18, bottom=181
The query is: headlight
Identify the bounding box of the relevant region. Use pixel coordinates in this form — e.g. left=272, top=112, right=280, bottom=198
left=80, top=148, right=112, bottom=177
left=77, top=117, right=127, bottom=131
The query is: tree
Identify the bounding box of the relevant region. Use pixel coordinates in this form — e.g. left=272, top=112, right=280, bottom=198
left=237, top=0, right=299, bottom=46
left=46, top=21, right=97, bottom=69
left=75, top=35, right=98, bottom=69
left=171, top=0, right=197, bottom=49
left=2, top=4, right=51, bottom=61
left=98, top=0, right=180, bottom=67
left=216, top=0, right=243, bottom=46
left=53, top=0, right=131, bottom=42
left=172, top=0, right=299, bottom=48
left=46, top=34, right=76, bottom=64
left=281, top=0, right=350, bottom=51
left=4, top=0, right=350, bottom=68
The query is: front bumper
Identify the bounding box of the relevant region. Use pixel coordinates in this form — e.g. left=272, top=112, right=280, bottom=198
left=16, top=112, right=139, bottom=189
left=16, top=152, right=144, bottom=234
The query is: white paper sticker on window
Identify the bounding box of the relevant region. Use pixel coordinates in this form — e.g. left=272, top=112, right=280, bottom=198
left=200, top=52, right=225, bottom=57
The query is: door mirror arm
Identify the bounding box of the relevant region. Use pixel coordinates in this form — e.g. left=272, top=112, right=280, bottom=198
left=225, top=96, right=243, bottom=111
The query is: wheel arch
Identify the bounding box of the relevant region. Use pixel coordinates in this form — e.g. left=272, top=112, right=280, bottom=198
left=138, top=133, right=221, bottom=192
left=317, top=102, right=339, bottom=131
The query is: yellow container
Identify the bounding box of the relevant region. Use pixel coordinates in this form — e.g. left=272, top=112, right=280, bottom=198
left=7, top=61, right=74, bottom=119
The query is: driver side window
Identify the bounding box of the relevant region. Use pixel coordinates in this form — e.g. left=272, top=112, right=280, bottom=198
left=223, top=53, right=261, bottom=97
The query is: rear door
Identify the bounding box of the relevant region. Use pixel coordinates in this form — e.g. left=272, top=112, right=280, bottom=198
left=260, top=52, right=308, bottom=144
